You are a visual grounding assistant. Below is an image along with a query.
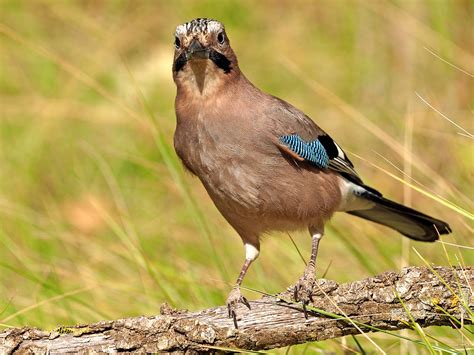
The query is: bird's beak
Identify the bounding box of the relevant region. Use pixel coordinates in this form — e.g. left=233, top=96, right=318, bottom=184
left=186, top=39, right=209, bottom=60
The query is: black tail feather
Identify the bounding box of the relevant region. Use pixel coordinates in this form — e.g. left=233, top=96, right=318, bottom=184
left=347, top=192, right=451, bottom=242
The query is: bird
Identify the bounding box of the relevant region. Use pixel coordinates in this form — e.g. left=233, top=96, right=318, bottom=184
left=172, top=18, right=451, bottom=327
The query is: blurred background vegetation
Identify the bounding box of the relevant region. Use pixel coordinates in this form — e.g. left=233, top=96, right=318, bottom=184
left=0, top=0, right=472, bottom=353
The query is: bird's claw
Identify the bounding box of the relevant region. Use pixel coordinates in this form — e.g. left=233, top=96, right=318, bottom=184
left=226, top=286, right=251, bottom=329
left=293, top=273, right=315, bottom=319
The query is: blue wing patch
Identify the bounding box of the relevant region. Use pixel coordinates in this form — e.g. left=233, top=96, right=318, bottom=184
left=279, top=135, right=330, bottom=169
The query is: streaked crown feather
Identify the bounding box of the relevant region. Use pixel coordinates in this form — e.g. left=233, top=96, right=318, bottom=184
left=175, top=18, right=224, bottom=37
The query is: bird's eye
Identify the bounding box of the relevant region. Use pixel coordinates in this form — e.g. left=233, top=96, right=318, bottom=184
left=174, top=36, right=181, bottom=49
left=217, top=31, right=225, bottom=45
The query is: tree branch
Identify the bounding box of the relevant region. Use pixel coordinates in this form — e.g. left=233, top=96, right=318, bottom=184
left=1, top=266, right=472, bottom=353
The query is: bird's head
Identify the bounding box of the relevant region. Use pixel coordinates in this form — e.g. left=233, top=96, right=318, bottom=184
left=172, top=18, right=239, bottom=94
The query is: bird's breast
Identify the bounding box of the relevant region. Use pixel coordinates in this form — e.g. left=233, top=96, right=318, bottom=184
left=174, top=96, right=342, bottom=231
left=174, top=109, right=266, bottom=212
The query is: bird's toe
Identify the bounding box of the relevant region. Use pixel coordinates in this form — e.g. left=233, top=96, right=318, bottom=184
left=226, top=287, right=251, bottom=328
left=293, top=274, right=316, bottom=318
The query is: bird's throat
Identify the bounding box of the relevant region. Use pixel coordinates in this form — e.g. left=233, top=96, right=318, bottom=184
left=177, top=58, right=236, bottom=98
left=190, top=60, right=208, bottom=94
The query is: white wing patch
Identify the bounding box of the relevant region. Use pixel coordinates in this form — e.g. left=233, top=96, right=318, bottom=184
left=328, top=141, right=360, bottom=179
left=334, top=141, right=345, bottom=159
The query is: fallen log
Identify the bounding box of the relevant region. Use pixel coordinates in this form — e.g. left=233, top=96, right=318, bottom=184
left=1, top=266, right=472, bottom=353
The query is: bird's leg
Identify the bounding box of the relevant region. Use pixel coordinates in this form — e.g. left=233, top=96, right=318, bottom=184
left=226, top=243, right=259, bottom=328
left=294, top=228, right=323, bottom=318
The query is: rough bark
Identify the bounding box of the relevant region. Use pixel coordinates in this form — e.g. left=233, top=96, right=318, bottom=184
left=1, top=266, right=472, bottom=354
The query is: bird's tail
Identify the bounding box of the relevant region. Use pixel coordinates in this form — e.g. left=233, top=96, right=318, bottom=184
left=346, top=190, right=451, bottom=242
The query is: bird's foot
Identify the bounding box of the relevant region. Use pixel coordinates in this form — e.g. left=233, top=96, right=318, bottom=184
left=293, top=271, right=315, bottom=318
left=226, top=286, right=251, bottom=329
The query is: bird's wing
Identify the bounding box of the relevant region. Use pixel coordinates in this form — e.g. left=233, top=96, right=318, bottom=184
left=270, top=97, right=362, bottom=184
left=277, top=133, right=361, bottom=181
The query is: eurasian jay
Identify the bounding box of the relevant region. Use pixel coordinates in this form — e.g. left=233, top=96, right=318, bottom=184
left=172, top=18, right=451, bottom=327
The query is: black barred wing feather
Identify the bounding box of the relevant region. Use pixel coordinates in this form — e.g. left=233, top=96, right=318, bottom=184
left=279, top=135, right=330, bottom=169
left=278, top=133, right=362, bottom=184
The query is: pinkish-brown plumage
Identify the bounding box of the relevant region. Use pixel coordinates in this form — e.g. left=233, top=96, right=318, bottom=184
left=175, top=70, right=342, bottom=242
left=172, top=18, right=451, bottom=326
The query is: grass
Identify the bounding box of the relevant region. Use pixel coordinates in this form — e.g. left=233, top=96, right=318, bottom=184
left=0, top=0, right=472, bottom=353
